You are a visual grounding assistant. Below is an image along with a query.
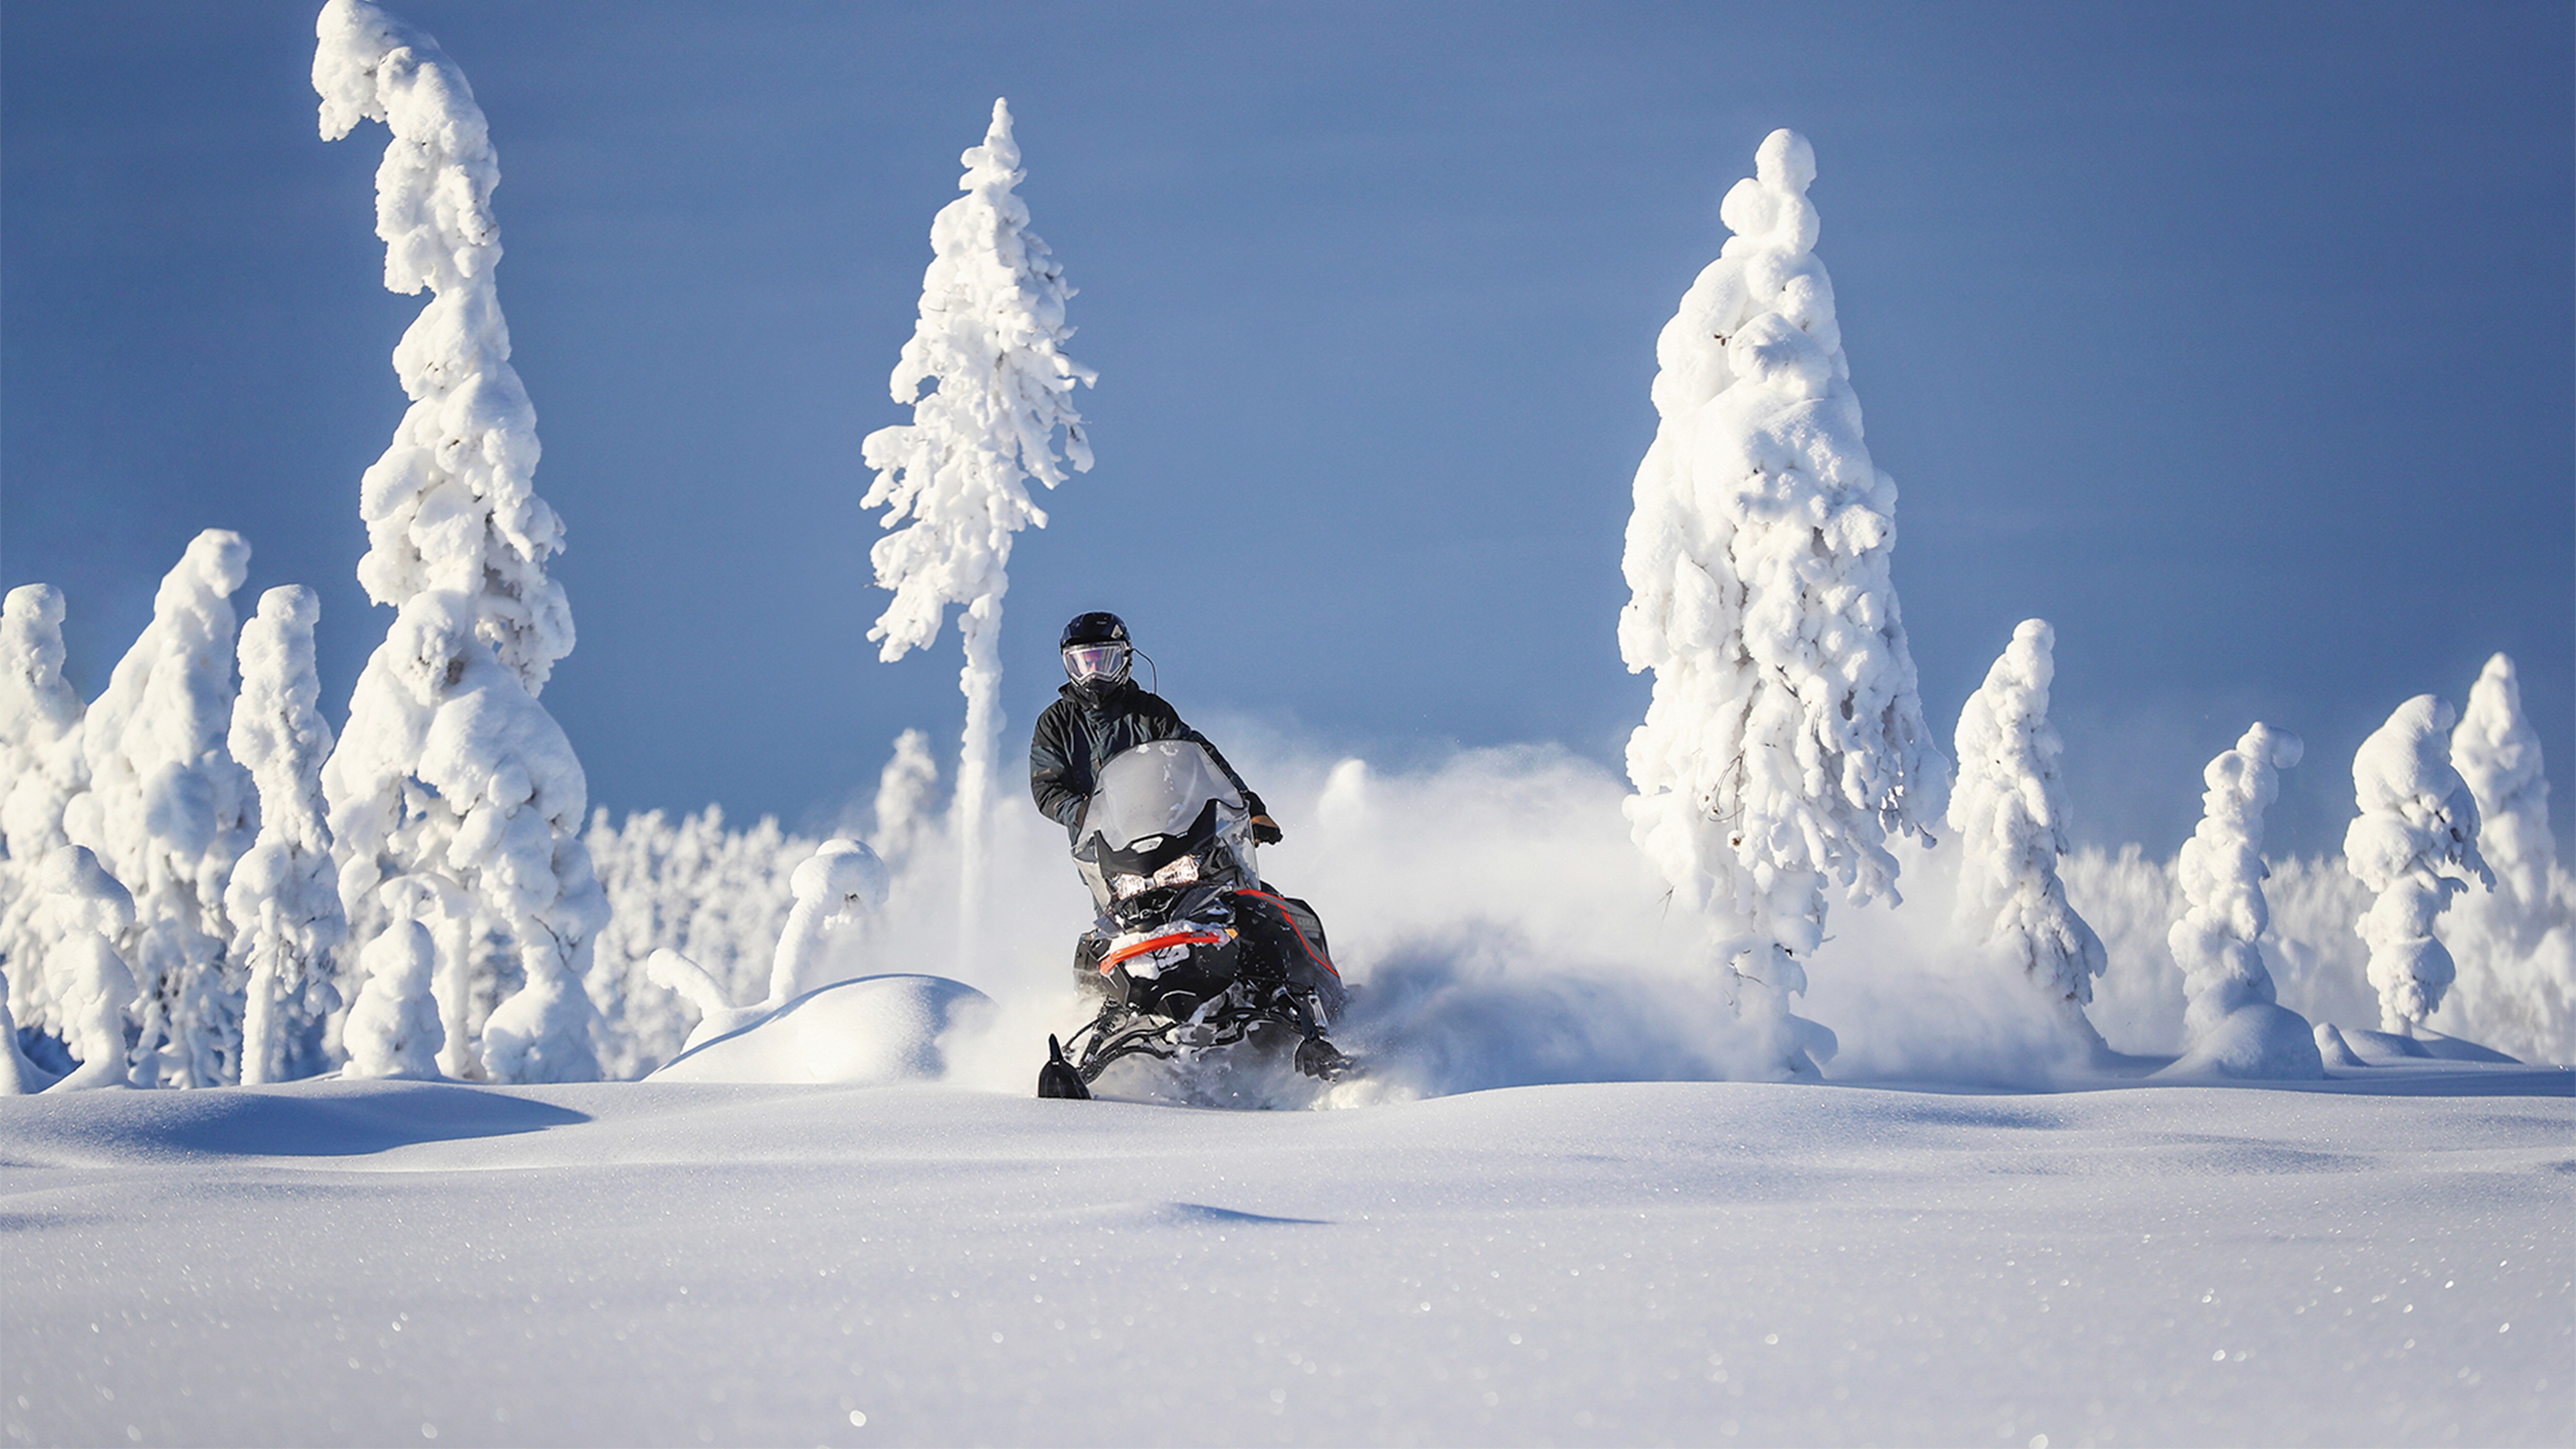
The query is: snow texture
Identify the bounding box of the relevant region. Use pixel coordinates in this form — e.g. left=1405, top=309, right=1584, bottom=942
left=58, top=531, right=255, bottom=1089
left=0, top=584, right=89, bottom=1033
left=1618, top=128, right=1949, bottom=1075
left=340, top=877, right=446, bottom=1080
left=2346, top=694, right=2493, bottom=1033
left=2165, top=724, right=2325, bottom=1079
left=859, top=97, right=1094, bottom=952
left=1946, top=619, right=2106, bottom=1032
left=223, top=587, right=348, bottom=1084
left=316, top=1, right=607, bottom=1084
left=3, top=1077, right=2566, bottom=1445
left=646, top=974, right=994, bottom=1084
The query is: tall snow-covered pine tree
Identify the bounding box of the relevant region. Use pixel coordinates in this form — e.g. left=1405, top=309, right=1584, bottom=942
left=861, top=98, right=1093, bottom=953
left=2345, top=694, right=2490, bottom=1034
left=2165, top=723, right=2323, bottom=1079
left=1619, top=129, right=1949, bottom=1075
left=314, top=0, right=608, bottom=1083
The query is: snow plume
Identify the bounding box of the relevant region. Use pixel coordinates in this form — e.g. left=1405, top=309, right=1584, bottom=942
left=2164, top=725, right=2324, bottom=1079
left=57, top=531, right=255, bottom=1088
left=584, top=806, right=814, bottom=1079
left=1946, top=620, right=2106, bottom=1035
left=1, top=585, right=89, bottom=1020
left=224, top=587, right=348, bottom=1083
left=31, top=847, right=140, bottom=1091
left=867, top=728, right=941, bottom=874
left=860, top=97, right=1094, bottom=958
left=1617, top=128, right=1950, bottom=1076
left=2344, top=695, right=2492, bottom=1033
left=316, top=1, right=606, bottom=1083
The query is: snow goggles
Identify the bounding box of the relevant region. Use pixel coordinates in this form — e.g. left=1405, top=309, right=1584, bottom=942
left=1063, top=642, right=1129, bottom=683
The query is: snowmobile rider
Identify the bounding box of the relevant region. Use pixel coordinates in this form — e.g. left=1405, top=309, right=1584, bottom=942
left=1029, top=611, right=1283, bottom=846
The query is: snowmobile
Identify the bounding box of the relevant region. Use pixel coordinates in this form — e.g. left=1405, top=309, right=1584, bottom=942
left=1036, top=739, right=1352, bottom=1099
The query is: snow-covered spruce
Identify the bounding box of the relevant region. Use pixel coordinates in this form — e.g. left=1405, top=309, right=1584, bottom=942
left=2343, top=694, right=2492, bottom=1034
left=1, top=584, right=90, bottom=1039
left=1946, top=620, right=2106, bottom=1038
left=867, top=728, right=941, bottom=875
left=315, top=0, right=608, bottom=1082
left=58, top=531, right=256, bottom=1088
left=584, top=806, right=814, bottom=1079
left=2164, top=724, right=2323, bottom=1079
left=224, top=587, right=349, bottom=1083
left=2438, top=654, right=2574, bottom=1061
left=861, top=98, right=1093, bottom=953
left=31, top=847, right=141, bottom=1092
left=1618, top=128, right=1949, bottom=1075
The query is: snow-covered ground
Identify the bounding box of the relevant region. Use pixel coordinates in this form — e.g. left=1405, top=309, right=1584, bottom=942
left=6, top=1068, right=2568, bottom=1447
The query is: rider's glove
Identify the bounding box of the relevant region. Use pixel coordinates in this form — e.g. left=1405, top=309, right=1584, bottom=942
left=1250, top=814, right=1283, bottom=845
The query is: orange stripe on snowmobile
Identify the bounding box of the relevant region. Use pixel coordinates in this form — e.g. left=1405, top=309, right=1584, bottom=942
left=1101, top=930, right=1231, bottom=973
left=1235, top=890, right=1342, bottom=979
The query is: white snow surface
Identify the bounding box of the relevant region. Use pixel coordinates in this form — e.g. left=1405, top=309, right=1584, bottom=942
left=645, top=973, right=993, bottom=1085
left=3, top=1072, right=2566, bottom=1446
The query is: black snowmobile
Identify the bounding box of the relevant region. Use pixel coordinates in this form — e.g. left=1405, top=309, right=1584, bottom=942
left=1037, top=740, right=1352, bottom=1099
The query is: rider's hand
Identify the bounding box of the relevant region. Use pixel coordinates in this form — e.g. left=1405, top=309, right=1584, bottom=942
left=1250, top=814, right=1283, bottom=845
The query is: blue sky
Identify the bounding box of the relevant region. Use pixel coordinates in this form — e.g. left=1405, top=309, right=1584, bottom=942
left=5, top=1, right=2569, bottom=857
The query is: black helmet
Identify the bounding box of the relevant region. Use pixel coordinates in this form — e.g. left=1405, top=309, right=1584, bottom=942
left=1059, top=611, right=1132, bottom=698
left=1059, top=611, right=1129, bottom=650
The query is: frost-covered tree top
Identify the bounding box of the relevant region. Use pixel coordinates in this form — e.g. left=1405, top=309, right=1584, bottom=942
left=227, top=587, right=347, bottom=1084
left=861, top=97, right=1095, bottom=664
left=1, top=584, right=87, bottom=863
left=2170, top=723, right=2301, bottom=1034
left=2451, top=653, right=2553, bottom=902
left=1620, top=128, right=1949, bottom=963
left=314, top=0, right=571, bottom=692
left=228, top=588, right=337, bottom=865
left=1947, top=619, right=2106, bottom=1011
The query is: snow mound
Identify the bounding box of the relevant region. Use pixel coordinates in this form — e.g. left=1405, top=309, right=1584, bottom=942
left=646, top=974, right=995, bottom=1085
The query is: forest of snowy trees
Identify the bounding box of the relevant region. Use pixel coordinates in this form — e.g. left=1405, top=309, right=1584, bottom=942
left=2, top=8, right=2569, bottom=1092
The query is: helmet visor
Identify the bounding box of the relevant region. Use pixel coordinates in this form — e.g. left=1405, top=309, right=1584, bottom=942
left=1063, top=643, right=1129, bottom=683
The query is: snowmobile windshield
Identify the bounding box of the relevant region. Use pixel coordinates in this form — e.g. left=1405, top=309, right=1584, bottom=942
left=1086, top=740, right=1244, bottom=851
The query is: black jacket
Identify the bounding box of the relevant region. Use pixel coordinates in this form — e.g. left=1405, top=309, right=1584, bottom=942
left=1028, top=679, right=1261, bottom=837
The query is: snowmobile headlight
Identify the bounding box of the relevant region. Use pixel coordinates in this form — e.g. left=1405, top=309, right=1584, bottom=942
left=1148, top=856, right=1200, bottom=890
left=1111, top=872, right=1149, bottom=900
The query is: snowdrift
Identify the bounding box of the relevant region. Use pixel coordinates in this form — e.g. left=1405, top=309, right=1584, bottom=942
left=646, top=974, right=994, bottom=1085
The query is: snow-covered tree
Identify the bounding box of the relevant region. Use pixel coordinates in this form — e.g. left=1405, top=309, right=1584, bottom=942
left=225, top=587, right=349, bottom=1083
left=32, top=846, right=141, bottom=1092
left=2345, top=694, right=2491, bottom=1034
left=1947, top=620, right=2106, bottom=1033
left=2450, top=654, right=2555, bottom=943
left=60, top=530, right=256, bottom=1087
left=1618, top=128, right=1950, bottom=1075
left=341, top=876, right=447, bottom=1080
left=2165, top=724, right=2323, bottom=1078
left=315, top=0, right=608, bottom=1083
left=766, top=838, right=889, bottom=1003
left=1, top=584, right=90, bottom=1029
left=861, top=98, right=1094, bottom=950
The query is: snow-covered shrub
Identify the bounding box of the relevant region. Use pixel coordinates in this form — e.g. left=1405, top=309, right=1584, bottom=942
left=2164, top=724, right=2323, bottom=1079
left=584, top=805, right=814, bottom=1078
left=861, top=98, right=1094, bottom=936
left=59, top=530, right=256, bottom=1088
left=2437, top=654, right=2572, bottom=1061
left=1, top=584, right=89, bottom=1031
left=342, top=876, right=448, bottom=1080
left=224, top=587, right=348, bottom=1083
left=1946, top=620, right=2105, bottom=1037
left=2344, top=695, right=2490, bottom=1034
left=769, top=839, right=891, bottom=1003
left=315, top=0, right=608, bottom=1082
left=32, top=846, right=141, bottom=1092
left=1617, top=128, right=1949, bottom=1075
